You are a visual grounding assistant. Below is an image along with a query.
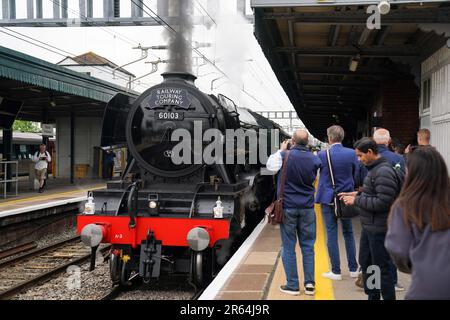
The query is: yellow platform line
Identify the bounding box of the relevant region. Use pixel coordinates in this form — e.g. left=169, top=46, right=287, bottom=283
left=0, top=184, right=105, bottom=206
left=313, top=203, right=334, bottom=300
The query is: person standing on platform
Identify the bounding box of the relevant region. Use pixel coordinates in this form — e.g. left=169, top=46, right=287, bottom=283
left=385, top=146, right=450, bottom=300
left=104, top=149, right=116, bottom=180
left=373, top=128, right=406, bottom=173
left=32, top=143, right=51, bottom=193
left=316, top=125, right=359, bottom=281
left=373, top=128, right=406, bottom=291
left=405, top=128, right=431, bottom=154
left=340, top=138, right=399, bottom=300
left=266, top=129, right=321, bottom=296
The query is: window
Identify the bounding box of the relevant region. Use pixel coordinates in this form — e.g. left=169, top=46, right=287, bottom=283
left=422, top=78, right=431, bottom=112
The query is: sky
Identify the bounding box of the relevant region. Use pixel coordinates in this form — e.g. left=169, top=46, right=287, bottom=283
left=0, top=0, right=306, bottom=130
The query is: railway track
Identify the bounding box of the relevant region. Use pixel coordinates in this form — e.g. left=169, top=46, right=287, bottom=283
left=0, top=236, right=110, bottom=300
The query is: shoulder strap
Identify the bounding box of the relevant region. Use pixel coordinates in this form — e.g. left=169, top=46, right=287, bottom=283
left=278, top=151, right=290, bottom=200
left=326, top=149, right=336, bottom=191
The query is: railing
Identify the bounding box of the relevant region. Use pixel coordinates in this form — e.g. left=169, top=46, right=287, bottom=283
left=0, top=161, right=19, bottom=198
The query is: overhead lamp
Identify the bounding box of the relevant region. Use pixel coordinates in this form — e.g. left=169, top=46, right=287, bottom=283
left=378, top=1, right=390, bottom=15
left=349, top=53, right=361, bottom=72
left=50, top=98, right=57, bottom=107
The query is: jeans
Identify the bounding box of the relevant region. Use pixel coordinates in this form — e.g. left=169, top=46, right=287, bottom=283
left=359, top=228, right=396, bottom=300
left=321, top=204, right=358, bottom=274
left=389, top=261, right=398, bottom=285
left=280, top=208, right=316, bottom=289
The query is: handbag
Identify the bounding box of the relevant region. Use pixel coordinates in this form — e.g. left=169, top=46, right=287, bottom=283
left=326, top=149, right=359, bottom=219
left=265, top=151, right=290, bottom=225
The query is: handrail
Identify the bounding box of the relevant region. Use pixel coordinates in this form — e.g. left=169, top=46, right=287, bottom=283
left=0, top=161, right=19, bottom=198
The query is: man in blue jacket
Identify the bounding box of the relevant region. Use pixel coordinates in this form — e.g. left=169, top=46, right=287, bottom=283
left=267, top=129, right=321, bottom=296
left=316, top=125, right=359, bottom=281
left=373, top=128, right=405, bottom=173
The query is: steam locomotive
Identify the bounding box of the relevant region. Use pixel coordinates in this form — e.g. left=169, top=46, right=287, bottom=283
left=77, top=72, right=288, bottom=288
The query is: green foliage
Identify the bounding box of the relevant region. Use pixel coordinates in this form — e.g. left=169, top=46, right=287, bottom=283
left=12, top=120, right=40, bottom=133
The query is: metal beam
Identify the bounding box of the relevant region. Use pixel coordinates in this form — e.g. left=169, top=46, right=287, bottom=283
left=0, top=15, right=255, bottom=27
left=301, top=80, right=378, bottom=88
left=276, top=45, right=420, bottom=57
left=36, top=0, right=42, bottom=19
left=53, top=0, right=60, bottom=19
left=251, top=0, right=444, bottom=7
left=263, top=7, right=450, bottom=24
left=131, top=0, right=143, bottom=18
left=294, top=66, right=399, bottom=76
left=2, top=0, right=15, bottom=19
left=79, top=0, right=86, bottom=19
left=27, top=0, right=34, bottom=19
left=61, top=0, right=68, bottom=19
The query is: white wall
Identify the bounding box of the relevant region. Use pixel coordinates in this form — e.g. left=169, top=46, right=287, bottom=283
left=56, top=117, right=102, bottom=178
left=421, top=45, right=450, bottom=168
left=60, top=65, right=132, bottom=89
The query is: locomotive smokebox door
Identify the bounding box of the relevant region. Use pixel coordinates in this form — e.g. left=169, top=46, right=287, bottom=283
left=139, top=231, right=162, bottom=279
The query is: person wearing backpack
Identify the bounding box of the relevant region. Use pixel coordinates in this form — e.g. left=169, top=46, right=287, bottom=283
left=339, top=138, right=400, bottom=300
left=373, top=128, right=406, bottom=291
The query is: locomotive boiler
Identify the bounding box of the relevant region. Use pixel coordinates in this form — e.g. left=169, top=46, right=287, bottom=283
left=77, top=72, right=288, bottom=288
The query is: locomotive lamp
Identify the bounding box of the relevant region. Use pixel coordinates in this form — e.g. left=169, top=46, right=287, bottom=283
left=83, top=192, right=95, bottom=215
left=148, top=194, right=159, bottom=215
left=378, top=1, right=390, bottom=15
left=187, top=227, right=210, bottom=251
left=80, top=223, right=106, bottom=247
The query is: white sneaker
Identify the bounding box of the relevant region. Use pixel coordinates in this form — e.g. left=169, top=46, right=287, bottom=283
left=395, top=283, right=405, bottom=292
left=304, top=283, right=315, bottom=296
left=321, top=271, right=342, bottom=281
left=349, top=271, right=360, bottom=278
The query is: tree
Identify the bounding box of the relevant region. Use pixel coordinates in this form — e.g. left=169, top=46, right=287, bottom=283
left=12, top=120, right=40, bottom=133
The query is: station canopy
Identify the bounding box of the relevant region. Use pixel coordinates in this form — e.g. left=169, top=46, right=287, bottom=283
left=0, top=46, right=137, bottom=123
left=252, top=0, right=450, bottom=140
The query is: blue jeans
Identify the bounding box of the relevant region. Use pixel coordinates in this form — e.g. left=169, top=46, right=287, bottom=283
left=321, top=204, right=358, bottom=274
left=280, top=208, right=316, bottom=289
left=359, top=228, right=396, bottom=300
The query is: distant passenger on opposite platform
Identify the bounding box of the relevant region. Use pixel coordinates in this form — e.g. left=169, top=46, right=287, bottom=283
left=340, top=138, right=400, bottom=300
left=316, top=125, right=359, bottom=281
left=32, top=143, right=51, bottom=193
left=104, top=149, right=116, bottom=180
left=266, top=129, right=321, bottom=296
left=385, top=146, right=450, bottom=300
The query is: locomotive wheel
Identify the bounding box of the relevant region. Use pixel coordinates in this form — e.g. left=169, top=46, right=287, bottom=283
left=120, top=260, right=132, bottom=287
left=194, top=251, right=203, bottom=286
left=109, top=253, right=121, bottom=285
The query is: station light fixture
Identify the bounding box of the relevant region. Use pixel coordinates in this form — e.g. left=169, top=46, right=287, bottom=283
left=378, top=1, right=391, bottom=15
left=349, top=53, right=361, bottom=72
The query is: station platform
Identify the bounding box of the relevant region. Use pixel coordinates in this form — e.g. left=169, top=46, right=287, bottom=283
left=200, top=204, right=411, bottom=300
left=0, top=179, right=105, bottom=219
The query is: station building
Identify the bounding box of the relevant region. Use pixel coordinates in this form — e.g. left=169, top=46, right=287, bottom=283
left=0, top=46, right=136, bottom=186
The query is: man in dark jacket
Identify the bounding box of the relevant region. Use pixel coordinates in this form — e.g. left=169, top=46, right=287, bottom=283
left=339, top=138, right=399, bottom=300
left=267, top=129, right=321, bottom=296
left=373, top=128, right=405, bottom=291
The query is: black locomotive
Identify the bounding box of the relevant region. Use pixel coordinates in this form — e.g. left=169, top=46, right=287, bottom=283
left=78, top=72, right=288, bottom=288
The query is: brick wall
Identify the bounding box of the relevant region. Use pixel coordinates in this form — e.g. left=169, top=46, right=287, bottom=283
left=380, top=79, right=420, bottom=146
